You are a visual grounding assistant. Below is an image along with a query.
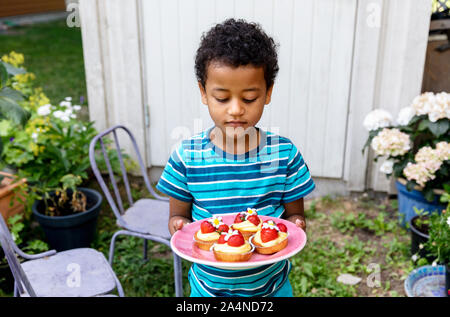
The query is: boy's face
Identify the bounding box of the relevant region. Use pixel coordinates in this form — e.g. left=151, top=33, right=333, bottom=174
left=198, top=62, right=273, bottom=143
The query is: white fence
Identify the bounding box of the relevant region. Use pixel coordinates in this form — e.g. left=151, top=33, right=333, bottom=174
left=79, top=0, right=431, bottom=196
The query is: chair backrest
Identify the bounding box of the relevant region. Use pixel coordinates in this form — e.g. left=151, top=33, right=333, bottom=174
left=89, top=125, right=167, bottom=222
left=0, top=214, right=36, bottom=297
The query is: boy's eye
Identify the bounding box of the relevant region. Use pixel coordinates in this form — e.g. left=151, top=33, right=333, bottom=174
left=215, top=98, right=228, bottom=103
left=243, top=98, right=257, bottom=104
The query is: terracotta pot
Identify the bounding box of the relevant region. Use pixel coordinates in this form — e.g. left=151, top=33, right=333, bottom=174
left=0, top=171, right=27, bottom=222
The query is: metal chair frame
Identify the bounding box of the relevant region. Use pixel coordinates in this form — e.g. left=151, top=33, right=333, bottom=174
left=0, top=213, right=124, bottom=297
left=88, top=125, right=183, bottom=297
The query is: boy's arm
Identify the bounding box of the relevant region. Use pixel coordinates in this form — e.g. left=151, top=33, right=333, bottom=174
left=282, top=198, right=306, bottom=231
left=168, top=197, right=192, bottom=235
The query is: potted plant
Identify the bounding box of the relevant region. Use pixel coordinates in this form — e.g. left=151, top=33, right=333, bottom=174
left=0, top=52, right=101, bottom=251
left=0, top=52, right=31, bottom=222
left=423, top=188, right=450, bottom=297
left=362, top=92, right=449, bottom=227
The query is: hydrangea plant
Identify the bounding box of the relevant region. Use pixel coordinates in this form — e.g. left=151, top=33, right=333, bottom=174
left=362, top=92, right=450, bottom=202
left=0, top=52, right=99, bottom=216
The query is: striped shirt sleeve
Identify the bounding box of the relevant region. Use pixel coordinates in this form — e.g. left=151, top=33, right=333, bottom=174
left=281, top=143, right=315, bottom=203
left=156, top=144, right=193, bottom=202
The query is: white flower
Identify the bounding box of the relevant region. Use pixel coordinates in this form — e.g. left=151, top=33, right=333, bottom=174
left=435, top=142, right=450, bottom=161
left=403, top=162, right=436, bottom=187
left=415, top=146, right=443, bottom=174
left=37, top=104, right=52, bottom=116
left=447, top=216, right=450, bottom=228
left=431, top=260, right=438, bottom=266
left=363, top=109, right=393, bottom=131
left=411, top=91, right=450, bottom=122
left=411, top=254, right=418, bottom=262
left=379, top=159, right=394, bottom=174
left=396, top=107, right=416, bottom=126
left=411, top=92, right=435, bottom=116
left=429, top=92, right=450, bottom=122
left=53, top=109, right=72, bottom=122
left=31, top=132, right=38, bottom=141
left=73, top=105, right=82, bottom=111
left=371, top=128, right=411, bottom=157
left=65, top=97, right=72, bottom=101
left=59, top=101, right=72, bottom=108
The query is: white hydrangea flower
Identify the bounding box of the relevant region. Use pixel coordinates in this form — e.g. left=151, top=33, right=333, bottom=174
left=403, top=162, right=436, bottom=187
left=363, top=109, right=393, bottom=131
left=435, top=141, right=450, bottom=161
left=414, top=146, right=443, bottom=174
left=428, top=92, right=449, bottom=122
left=396, top=107, right=416, bottom=126
left=379, top=159, right=394, bottom=174
left=37, top=104, right=52, bottom=116
left=370, top=128, right=411, bottom=157
left=411, top=92, right=435, bottom=116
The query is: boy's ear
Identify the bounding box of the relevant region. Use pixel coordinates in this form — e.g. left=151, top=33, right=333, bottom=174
left=264, top=84, right=274, bottom=105
left=198, top=81, right=208, bottom=105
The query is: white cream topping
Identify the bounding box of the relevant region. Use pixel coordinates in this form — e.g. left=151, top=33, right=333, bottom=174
left=196, top=230, right=220, bottom=241
left=214, top=242, right=252, bottom=254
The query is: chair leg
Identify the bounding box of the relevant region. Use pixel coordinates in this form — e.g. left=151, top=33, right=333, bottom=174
left=109, top=230, right=127, bottom=266
left=143, top=239, right=148, bottom=262
left=173, top=253, right=183, bottom=297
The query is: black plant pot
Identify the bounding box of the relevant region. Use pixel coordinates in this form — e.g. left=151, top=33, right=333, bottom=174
left=32, top=187, right=102, bottom=252
left=409, top=215, right=434, bottom=262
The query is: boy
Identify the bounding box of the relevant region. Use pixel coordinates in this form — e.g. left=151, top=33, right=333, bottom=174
left=156, top=18, right=315, bottom=297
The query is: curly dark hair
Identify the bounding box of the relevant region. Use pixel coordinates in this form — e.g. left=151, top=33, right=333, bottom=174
left=195, top=18, right=279, bottom=89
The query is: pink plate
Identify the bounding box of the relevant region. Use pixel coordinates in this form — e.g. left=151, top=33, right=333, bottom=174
left=170, top=213, right=307, bottom=270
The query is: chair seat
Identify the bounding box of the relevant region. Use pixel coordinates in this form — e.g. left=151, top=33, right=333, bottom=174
left=120, top=198, right=171, bottom=239
left=21, top=248, right=117, bottom=297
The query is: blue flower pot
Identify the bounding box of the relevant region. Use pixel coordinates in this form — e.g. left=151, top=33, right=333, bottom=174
left=395, top=179, right=445, bottom=228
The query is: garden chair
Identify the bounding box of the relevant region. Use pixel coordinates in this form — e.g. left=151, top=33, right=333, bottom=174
left=88, top=125, right=183, bottom=297
left=0, top=211, right=124, bottom=297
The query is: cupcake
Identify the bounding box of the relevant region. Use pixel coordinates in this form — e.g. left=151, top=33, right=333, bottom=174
left=250, top=220, right=288, bottom=255
left=213, top=229, right=254, bottom=262
left=193, top=215, right=229, bottom=251
left=231, top=208, right=262, bottom=240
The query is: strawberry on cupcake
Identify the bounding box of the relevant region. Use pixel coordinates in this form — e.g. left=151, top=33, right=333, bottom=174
left=251, top=219, right=288, bottom=255
left=194, top=215, right=229, bottom=250
left=231, top=208, right=262, bottom=240
left=213, top=229, right=254, bottom=262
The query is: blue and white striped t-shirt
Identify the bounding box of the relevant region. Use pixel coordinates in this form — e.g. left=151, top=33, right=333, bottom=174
left=156, top=125, right=315, bottom=297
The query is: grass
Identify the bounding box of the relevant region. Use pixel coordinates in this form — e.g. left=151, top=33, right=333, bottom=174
left=0, top=19, right=87, bottom=107
left=85, top=176, right=418, bottom=297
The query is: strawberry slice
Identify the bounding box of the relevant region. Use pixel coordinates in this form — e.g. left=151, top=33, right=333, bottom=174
left=218, top=234, right=227, bottom=244
left=234, top=213, right=245, bottom=223
left=200, top=221, right=215, bottom=234
left=227, top=234, right=245, bottom=247
left=277, top=223, right=288, bottom=233
left=247, top=215, right=260, bottom=226
left=261, top=228, right=278, bottom=243
left=217, top=224, right=229, bottom=233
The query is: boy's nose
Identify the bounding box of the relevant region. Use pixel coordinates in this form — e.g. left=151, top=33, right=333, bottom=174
left=227, top=99, right=245, bottom=116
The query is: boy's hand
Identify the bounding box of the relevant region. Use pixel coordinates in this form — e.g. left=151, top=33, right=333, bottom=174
left=285, top=215, right=306, bottom=231
left=169, top=216, right=192, bottom=235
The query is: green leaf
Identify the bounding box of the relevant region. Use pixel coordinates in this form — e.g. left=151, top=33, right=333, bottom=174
left=0, top=88, right=29, bottom=126
left=427, top=119, right=449, bottom=138
left=0, top=61, right=26, bottom=76
left=0, top=63, right=7, bottom=88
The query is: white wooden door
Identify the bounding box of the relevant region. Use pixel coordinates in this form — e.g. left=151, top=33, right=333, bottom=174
left=140, top=0, right=357, bottom=179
